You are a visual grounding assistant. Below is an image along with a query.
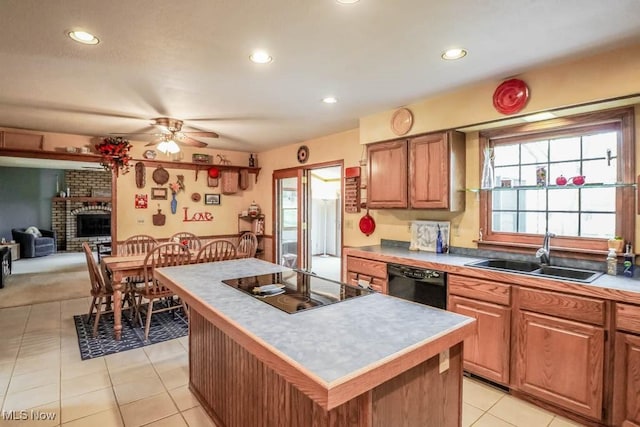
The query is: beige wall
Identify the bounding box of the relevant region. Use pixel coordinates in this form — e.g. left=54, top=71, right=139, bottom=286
left=3, top=42, right=639, bottom=251
left=360, top=43, right=640, bottom=144
left=115, top=144, right=255, bottom=241
left=255, top=44, right=640, bottom=251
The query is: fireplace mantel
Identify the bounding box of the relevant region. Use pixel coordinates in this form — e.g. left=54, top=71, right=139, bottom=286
left=52, top=197, right=111, bottom=202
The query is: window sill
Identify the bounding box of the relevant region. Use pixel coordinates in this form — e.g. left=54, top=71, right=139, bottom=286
left=475, top=240, right=613, bottom=261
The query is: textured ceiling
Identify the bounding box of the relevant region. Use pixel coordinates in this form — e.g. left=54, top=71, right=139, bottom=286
left=1, top=0, right=639, bottom=153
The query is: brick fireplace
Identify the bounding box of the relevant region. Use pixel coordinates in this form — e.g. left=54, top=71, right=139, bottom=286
left=51, top=170, right=112, bottom=252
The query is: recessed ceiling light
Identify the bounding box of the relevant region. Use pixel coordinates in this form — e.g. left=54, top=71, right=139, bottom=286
left=441, top=48, right=467, bottom=60
left=322, top=97, right=338, bottom=104
left=336, top=0, right=360, bottom=4
left=250, top=50, right=273, bottom=64
left=522, top=112, right=556, bottom=122
left=67, top=30, right=99, bottom=45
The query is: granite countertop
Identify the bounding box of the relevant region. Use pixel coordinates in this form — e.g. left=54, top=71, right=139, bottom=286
left=346, top=245, right=640, bottom=298
left=156, top=258, right=474, bottom=386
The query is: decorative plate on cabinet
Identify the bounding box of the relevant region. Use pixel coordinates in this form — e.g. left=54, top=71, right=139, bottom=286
left=492, top=78, right=529, bottom=115
left=390, top=108, right=413, bottom=136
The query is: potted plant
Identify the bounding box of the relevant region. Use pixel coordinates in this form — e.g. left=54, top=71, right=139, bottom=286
left=608, top=236, right=624, bottom=253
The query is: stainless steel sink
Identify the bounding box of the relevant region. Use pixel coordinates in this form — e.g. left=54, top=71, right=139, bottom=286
left=531, top=265, right=603, bottom=282
left=466, top=259, right=541, bottom=273
left=465, top=259, right=603, bottom=283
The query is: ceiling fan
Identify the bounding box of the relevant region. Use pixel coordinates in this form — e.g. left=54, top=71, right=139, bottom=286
left=112, top=117, right=219, bottom=153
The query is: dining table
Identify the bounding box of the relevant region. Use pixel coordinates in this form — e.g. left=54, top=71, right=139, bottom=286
left=100, top=254, right=150, bottom=340
left=100, top=250, right=247, bottom=340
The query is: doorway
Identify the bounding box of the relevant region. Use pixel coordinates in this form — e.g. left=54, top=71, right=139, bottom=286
left=309, top=166, right=341, bottom=280
left=273, top=162, right=343, bottom=281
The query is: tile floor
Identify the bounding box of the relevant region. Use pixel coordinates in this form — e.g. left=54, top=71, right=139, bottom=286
left=0, top=298, right=586, bottom=427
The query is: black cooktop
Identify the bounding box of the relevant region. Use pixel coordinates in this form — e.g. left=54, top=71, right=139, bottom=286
left=222, top=270, right=373, bottom=314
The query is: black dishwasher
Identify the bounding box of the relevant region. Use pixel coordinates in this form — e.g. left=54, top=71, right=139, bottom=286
left=387, top=263, right=447, bottom=309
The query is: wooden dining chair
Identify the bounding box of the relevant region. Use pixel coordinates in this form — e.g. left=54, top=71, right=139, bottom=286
left=133, top=242, right=191, bottom=340
left=169, top=231, right=202, bottom=251
left=82, top=242, right=130, bottom=337
left=118, top=234, right=159, bottom=292
left=236, top=232, right=258, bottom=258
left=118, top=234, right=158, bottom=256
left=197, top=240, right=237, bottom=263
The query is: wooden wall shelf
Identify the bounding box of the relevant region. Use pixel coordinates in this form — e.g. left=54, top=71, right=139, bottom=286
left=0, top=148, right=261, bottom=183
left=132, top=159, right=261, bottom=183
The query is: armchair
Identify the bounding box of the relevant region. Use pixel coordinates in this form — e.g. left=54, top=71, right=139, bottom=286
left=0, top=247, right=11, bottom=288
left=11, top=227, right=57, bottom=258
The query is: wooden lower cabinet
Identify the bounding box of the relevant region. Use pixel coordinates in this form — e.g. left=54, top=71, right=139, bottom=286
left=515, top=310, right=605, bottom=420
left=449, top=295, right=510, bottom=384
left=612, top=302, right=640, bottom=427
left=344, top=256, right=388, bottom=293
left=612, top=332, right=640, bottom=427
left=448, top=274, right=512, bottom=385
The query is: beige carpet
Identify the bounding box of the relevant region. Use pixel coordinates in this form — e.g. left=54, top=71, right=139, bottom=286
left=0, top=252, right=90, bottom=308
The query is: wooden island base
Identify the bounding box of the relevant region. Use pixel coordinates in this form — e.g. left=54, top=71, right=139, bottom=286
left=188, top=309, right=464, bottom=427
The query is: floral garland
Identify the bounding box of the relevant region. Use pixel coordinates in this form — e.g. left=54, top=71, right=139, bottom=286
left=95, top=136, right=132, bottom=175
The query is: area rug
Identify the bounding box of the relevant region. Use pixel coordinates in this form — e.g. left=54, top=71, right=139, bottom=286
left=73, top=308, right=188, bottom=360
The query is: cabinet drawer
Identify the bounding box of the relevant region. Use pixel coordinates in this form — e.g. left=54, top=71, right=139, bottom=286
left=616, top=303, right=640, bottom=334
left=448, top=274, right=511, bottom=306
left=346, top=272, right=387, bottom=293
left=346, top=257, right=387, bottom=279
left=518, top=287, right=606, bottom=326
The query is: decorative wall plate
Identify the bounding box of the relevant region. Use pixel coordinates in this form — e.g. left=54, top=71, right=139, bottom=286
left=390, top=108, right=413, bottom=136
left=191, top=192, right=201, bottom=202
left=135, top=162, right=145, bottom=188
left=143, top=149, right=157, bottom=160
left=493, top=78, right=529, bottom=115
left=297, top=145, right=309, bottom=164
left=152, top=166, right=169, bottom=185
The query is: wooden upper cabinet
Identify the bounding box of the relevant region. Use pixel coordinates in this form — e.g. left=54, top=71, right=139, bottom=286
left=409, top=130, right=465, bottom=210
left=366, top=130, right=465, bottom=210
left=367, top=139, right=408, bottom=208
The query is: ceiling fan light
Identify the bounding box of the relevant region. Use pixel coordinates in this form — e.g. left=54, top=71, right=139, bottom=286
left=157, top=140, right=175, bottom=154
left=165, top=140, right=180, bottom=154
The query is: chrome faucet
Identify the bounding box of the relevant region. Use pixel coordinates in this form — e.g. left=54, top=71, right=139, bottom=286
left=536, top=231, right=556, bottom=265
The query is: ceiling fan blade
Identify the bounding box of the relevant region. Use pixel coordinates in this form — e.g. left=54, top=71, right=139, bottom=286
left=180, top=136, right=208, bottom=147
left=182, top=131, right=219, bottom=138
left=109, top=125, right=158, bottom=136
left=110, top=132, right=157, bottom=136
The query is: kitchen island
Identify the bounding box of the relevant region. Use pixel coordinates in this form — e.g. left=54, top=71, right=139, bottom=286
left=156, top=258, right=475, bottom=427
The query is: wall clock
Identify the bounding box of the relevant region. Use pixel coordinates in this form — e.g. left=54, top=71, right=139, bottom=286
left=297, top=145, right=309, bottom=163
left=390, top=108, right=413, bottom=136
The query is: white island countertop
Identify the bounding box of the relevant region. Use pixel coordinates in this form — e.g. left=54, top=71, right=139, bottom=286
left=155, top=258, right=475, bottom=409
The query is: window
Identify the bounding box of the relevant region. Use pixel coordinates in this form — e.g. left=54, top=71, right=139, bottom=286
left=479, top=108, right=634, bottom=257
